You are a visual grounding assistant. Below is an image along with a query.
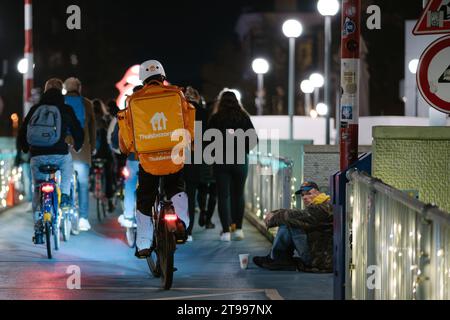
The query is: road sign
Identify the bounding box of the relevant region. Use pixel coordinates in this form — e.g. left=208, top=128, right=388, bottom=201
left=417, top=35, right=450, bottom=113
left=413, top=0, right=450, bottom=35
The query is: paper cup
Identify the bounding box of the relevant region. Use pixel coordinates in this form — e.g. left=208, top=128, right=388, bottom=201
left=239, top=254, right=249, bottom=269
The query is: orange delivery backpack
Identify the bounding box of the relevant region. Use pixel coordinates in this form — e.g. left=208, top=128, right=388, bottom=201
left=117, top=81, right=195, bottom=175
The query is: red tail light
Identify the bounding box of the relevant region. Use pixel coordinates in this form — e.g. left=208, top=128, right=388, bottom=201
left=41, top=184, right=54, bottom=193
left=164, top=214, right=178, bottom=222
left=122, top=167, right=130, bottom=179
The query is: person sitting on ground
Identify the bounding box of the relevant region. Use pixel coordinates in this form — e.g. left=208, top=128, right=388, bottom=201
left=253, top=181, right=333, bottom=272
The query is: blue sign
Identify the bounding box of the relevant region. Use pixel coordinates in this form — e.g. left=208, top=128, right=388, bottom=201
left=344, top=17, right=356, bottom=36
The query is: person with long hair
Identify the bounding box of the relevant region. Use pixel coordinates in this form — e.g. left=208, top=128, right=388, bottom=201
left=207, top=90, right=258, bottom=241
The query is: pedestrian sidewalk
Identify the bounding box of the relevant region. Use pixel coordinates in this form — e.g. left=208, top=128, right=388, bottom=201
left=176, top=212, right=333, bottom=300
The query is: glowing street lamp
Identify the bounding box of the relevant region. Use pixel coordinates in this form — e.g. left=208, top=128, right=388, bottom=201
left=300, top=80, right=314, bottom=115
left=17, top=58, right=29, bottom=75
left=252, top=58, right=269, bottom=116
left=283, top=19, right=303, bottom=140
left=316, top=102, right=329, bottom=116
left=309, top=73, right=325, bottom=107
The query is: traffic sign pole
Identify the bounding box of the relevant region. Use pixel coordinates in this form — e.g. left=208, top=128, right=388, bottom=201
left=340, top=0, right=361, bottom=170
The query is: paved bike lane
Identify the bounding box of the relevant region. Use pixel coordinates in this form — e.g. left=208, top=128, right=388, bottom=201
left=0, top=202, right=332, bottom=300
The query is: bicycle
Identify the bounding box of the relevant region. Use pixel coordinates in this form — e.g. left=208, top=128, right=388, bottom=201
left=146, top=191, right=187, bottom=290
left=115, top=165, right=127, bottom=213
left=33, top=164, right=63, bottom=259
left=61, top=171, right=80, bottom=241
left=92, top=159, right=107, bottom=222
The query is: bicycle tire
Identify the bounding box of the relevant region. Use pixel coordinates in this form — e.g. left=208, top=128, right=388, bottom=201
left=54, top=221, right=60, bottom=251
left=62, top=214, right=71, bottom=241
left=159, top=226, right=176, bottom=290
left=97, top=198, right=102, bottom=222
left=102, top=198, right=107, bottom=218
left=45, top=221, right=52, bottom=259
left=146, top=251, right=161, bottom=278
left=126, top=227, right=136, bottom=248
left=71, top=176, right=80, bottom=235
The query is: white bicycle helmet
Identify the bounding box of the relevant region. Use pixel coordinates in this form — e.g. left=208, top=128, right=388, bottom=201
left=139, top=60, right=166, bottom=82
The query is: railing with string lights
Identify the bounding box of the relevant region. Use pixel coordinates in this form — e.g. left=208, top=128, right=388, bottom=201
left=0, top=150, right=26, bottom=210
left=346, top=169, right=450, bottom=300
left=244, top=151, right=293, bottom=232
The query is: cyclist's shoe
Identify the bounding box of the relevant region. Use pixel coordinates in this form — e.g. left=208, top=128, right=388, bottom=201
left=118, top=214, right=135, bottom=228
left=79, top=218, right=91, bottom=231
left=60, top=193, right=71, bottom=209
left=135, top=247, right=152, bottom=259
left=174, top=220, right=188, bottom=244
left=33, top=232, right=44, bottom=245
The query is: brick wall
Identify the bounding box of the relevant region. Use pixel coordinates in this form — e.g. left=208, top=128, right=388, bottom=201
left=303, top=145, right=371, bottom=195
left=373, top=126, right=450, bottom=212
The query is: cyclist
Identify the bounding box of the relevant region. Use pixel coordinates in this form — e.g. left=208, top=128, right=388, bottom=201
left=118, top=60, right=191, bottom=258
left=17, top=78, right=84, bottom=244
left=115, top=86, right=142, bottom=229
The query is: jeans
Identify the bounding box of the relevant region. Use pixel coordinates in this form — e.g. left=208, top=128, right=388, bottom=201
left=21, top=163, right=33, bottom=202
left=30, top=153, right=73, bottom=217
left=124, top=159, right=139, bottom=219
left=214, top=161, right=249, bottom=233
left=271, top=225, right=312, bottom=265
left=73, top=161, right=90, bottom=219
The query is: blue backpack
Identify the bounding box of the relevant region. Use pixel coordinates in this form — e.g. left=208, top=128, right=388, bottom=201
left=64, top=96, right=85, bottom=129
left=26, top=105, right=62, bottom=147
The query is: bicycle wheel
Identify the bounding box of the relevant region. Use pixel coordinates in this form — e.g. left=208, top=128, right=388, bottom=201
left=146, top=251, right=161, bottom=278
left=125, top=227, right=136, bottom=248
left=159, top=226, right=176, bottom=290
left=45, top=221, right=52, bottom=259
left=62, top=213, right=71, bottom=241
left=54, top=221, right=60, bottom=251
left=71, top=176, right=80, bottom=235
left=101, top=198, right=107, bottom=218
left=97, top=198, right=102, bottom=222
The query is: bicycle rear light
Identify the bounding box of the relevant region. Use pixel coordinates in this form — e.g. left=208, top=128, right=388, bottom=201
left=41, top=184, right=55, bottom=193
left=122, top=167, right=130, bottom=179
left=164, top=214, right=178, bottom=222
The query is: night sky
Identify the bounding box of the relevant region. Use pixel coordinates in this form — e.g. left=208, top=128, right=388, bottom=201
left=0, top=0, right=426, bottom=135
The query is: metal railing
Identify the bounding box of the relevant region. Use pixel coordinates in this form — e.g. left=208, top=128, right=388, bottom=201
left=245, top=152, right=293, bottom=224
left=346, top=169, right=450, bottom=300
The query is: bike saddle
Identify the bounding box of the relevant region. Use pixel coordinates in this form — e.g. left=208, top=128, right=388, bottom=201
left=38, top=164, right=60, bottom=174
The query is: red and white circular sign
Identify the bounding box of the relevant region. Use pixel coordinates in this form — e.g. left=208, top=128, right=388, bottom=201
left=417, top=35, right=450, bottom=114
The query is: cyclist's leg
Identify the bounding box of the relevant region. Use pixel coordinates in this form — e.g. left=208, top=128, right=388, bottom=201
left=136, top=164, right=158, bottom=252
left=73, top=161, right=90, bottom=220
left=163, top=171, right=189, bottom=228
left=30, top=156, right=47, bottom=223
left=56, top=154, right=73, bottom=204
left=121, top=159, right=139, bottom=224
left=185, top=180, right=197, bottom=235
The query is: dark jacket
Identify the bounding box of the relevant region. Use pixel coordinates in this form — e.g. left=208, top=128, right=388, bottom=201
left=269, top=201, right=333, bottom=273
left=17, top=89, right=84, bottom=157
left=207, top=108, right=258, bottom=164
left=94, top=115, right=113, bottom=160
left=184, top=101, right=209, bottom=183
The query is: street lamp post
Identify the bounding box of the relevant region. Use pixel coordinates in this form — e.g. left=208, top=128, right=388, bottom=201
left=318, top=0, right=339, bottom=144
left=282, top=19, right=303, bottom=140
left=310, top=72, right=325, bottom=109
left=408, top=58, right=419, bottom=116
left=252, top=58, right=269, bottom=116
left=300, top=79, right=315, bottom=115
